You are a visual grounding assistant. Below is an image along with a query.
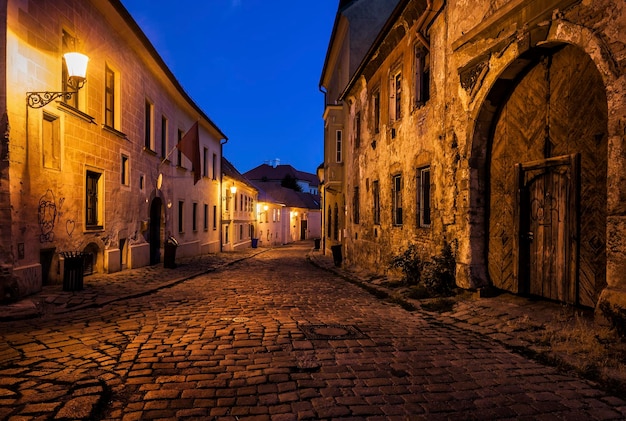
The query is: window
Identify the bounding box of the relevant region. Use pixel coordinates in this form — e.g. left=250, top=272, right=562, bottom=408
left=353, top=186, right=360, bottom=224
left=178, top=201, right=184, bottom=233
left=355, top=112, right=361, bottom=149
left=144, top=100, right=153, bottom=150
left=336, top=130, right=342, bottom=163
left=372, top=180, right=380, bottom=225
left=161, top=116, right=168, bottom=158
left=327, top=205, right=332, bottom=238
left=192, top=202, right=198, bottom=232
left=225, top=191, right=230, bottom=211
left=212, top=153, right=217, bottom=180
left=372, top=89, right=380, bottom=134
left=204, top=204, right=209, bottom=231
left=42, top=113, right=60, bottom=170
left=121, top=154, right=129, bottom=185
left=104, top=64, right=116, bottom=128
left=62, top=31, right=78, bottom=109
left=333, top=204, right=339, bottom=240
left=203, top=147, right=209, bottom=177
left=86, top=170, right=103, bottom=229
left=392, top=175, right=403, bottom=226
left=417, top=166, right=431, bottom=227
left=213, top=205, right=217, bottom=230
left=272, top=208, right=276, bottom=222
left=415, top=46, right=430, bottom=107
left=390, top=68, right=402, bottom=122
left=239, top=194, right=243, bottom=212
left=177, top=129, right=183, bottom=167
left=239, top=224, right=243, bottom=240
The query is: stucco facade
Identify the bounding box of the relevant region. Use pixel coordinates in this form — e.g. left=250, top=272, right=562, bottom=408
left=325, top=0, right=626, bottom=313
left=1, top=0, right=225, bottom=298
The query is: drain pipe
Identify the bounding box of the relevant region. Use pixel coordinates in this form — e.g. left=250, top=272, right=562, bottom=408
left=219, top=138, right=228, bottom=253
left=415, top=0, right=445, bottom=51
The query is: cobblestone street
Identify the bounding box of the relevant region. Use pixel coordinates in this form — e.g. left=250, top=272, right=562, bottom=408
left=1, top=242, right=625, bottom=420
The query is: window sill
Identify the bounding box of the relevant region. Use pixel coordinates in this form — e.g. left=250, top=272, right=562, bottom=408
left=57, top=102, right=96, bottom=124
left=85, top=225, right=104, bottom=232
left=102, top=125, right=127, bottom=139
left=143, top=147, right=157, bottom=156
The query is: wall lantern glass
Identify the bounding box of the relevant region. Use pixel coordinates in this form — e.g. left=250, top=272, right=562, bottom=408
left=230, top=185, right=237, bottom=194
left=27, top=52, right=89, bottom=108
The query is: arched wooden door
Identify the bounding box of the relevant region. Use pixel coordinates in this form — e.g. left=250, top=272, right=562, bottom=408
left=488, top=44, right=607, bottom=307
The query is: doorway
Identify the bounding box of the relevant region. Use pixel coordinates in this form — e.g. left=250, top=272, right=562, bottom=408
left=150, top=198, right=163, bottom=265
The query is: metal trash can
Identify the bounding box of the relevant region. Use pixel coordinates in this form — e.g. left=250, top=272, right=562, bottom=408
left=330, top=245, right=342, bottom=267
left=164, top=236, right=179, bottom=269
left=314, top=238, right=321, bottom=250
left=61, top=251, right=85, bottom=291
left=251, top=238, right=259, bottom=248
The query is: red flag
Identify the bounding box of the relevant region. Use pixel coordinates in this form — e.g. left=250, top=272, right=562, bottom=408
left=176, top=121, right=201, bottom=184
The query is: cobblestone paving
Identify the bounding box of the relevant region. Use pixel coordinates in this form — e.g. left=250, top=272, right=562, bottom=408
left=1, top=243, right=626, bottom=420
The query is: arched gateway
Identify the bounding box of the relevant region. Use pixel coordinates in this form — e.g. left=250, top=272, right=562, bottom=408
left=472, top=43, right=608, bottom=307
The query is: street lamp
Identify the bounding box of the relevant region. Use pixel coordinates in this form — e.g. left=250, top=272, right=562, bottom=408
left=27, top=52, right=89, bottom=108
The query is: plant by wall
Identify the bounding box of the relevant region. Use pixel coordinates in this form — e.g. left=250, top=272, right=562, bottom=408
left=389, top=242, right=457, bottom=297
left=388, top=243, right=422, bottom=285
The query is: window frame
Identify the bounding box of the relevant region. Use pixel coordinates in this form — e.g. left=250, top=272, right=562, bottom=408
left=372, top=180, right=380, bottom=225
left=390, top=67, right=402, bottom=122
left=336, top=130, right=343, bottom=163
left=414, top=45, right=430, bottom=108
left=417, top=166, right=432, bottom=227
left=353, top=186, right=360, bottom=224
left=144, top=99, right=154, bottom=151
left=121, top=153, right=130, bottom=186
left=85, top=169, right=104, bottom=230
left=392, top=174, right=403, bottom=226
left=372, top=88, right=381, bottom=135
left=178, top=201, right=184, bottom=234
left=42, top=112, right=61, bottom=170
left=192, top=202, right=198, bottom=232
left=161, top=116, right=168, bottom=158
left=104, top=64, right=117, bottom=129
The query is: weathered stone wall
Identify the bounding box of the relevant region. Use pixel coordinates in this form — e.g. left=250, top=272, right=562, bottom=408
left=341, top=0, right=626, bottom=310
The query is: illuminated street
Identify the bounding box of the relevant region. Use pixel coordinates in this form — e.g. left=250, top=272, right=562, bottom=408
left=1, top=242, right=625, bottom=420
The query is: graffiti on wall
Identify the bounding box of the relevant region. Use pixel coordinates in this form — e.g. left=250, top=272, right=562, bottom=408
left=38, top=190, right=57, bottom=243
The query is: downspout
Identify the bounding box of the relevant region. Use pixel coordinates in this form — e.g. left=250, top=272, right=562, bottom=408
left=415, top=0, right=445, bottom=50
left=219, top=138, right=228, bottom=252
left=319, top=85, right=328, bottom=254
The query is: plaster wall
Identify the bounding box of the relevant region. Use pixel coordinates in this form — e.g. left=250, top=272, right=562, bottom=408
left=5, top=0, right=223, bottom=294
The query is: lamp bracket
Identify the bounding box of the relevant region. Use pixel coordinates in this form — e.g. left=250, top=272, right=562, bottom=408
left=26, top=91, right=76, bottom=108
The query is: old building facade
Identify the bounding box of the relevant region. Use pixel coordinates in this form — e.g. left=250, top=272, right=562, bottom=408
left=324, top=0, right=626, bottom=312
left=1, top=0, right=226, bottom=298
left=221, top=157, right=258, bottom=251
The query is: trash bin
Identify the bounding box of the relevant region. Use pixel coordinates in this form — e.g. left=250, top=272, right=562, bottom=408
left=164, top=236, right=179, bottom=268
left=61, top=251, right=85, bottom=291
left=314, top=238, right=321, bottom=250
left=251, top=238, right=259, bottom=248
left=330, top=245, right=342, bottom=267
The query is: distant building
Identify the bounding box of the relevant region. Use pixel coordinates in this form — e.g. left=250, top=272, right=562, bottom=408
left=245, top=164, right=322, bottom=246
left=221, top=158, right=258, bottom=251
left=245, top=163, right=320, bottom=195
left=1, top=0, right=225, bottom=299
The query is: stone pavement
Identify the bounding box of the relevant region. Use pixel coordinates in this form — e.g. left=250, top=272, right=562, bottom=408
left=1, top=241, right=626, bottom=420
left=0, top=247, right=266, bottom=322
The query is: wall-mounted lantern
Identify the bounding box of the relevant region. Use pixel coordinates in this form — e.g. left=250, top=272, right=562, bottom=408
left=27, top=52, right=89, bottom=108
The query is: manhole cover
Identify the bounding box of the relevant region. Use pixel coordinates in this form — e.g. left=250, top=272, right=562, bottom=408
left=298, top=324, right=367, bottom=340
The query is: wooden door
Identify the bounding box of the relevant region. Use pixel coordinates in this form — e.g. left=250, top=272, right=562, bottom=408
left=515, top=155, right=579, bottom=304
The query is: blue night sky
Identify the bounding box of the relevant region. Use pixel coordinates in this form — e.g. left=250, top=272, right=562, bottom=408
left=120, top=0, right=338, bottom=175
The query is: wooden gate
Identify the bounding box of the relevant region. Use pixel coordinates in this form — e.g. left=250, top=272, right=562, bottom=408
left=487, top=44, right=607, bottom=307
left=515, top=155, right=579, bottom=304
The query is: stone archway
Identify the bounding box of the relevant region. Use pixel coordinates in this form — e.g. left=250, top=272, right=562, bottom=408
left=470, top=43, right=608, bottom=307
